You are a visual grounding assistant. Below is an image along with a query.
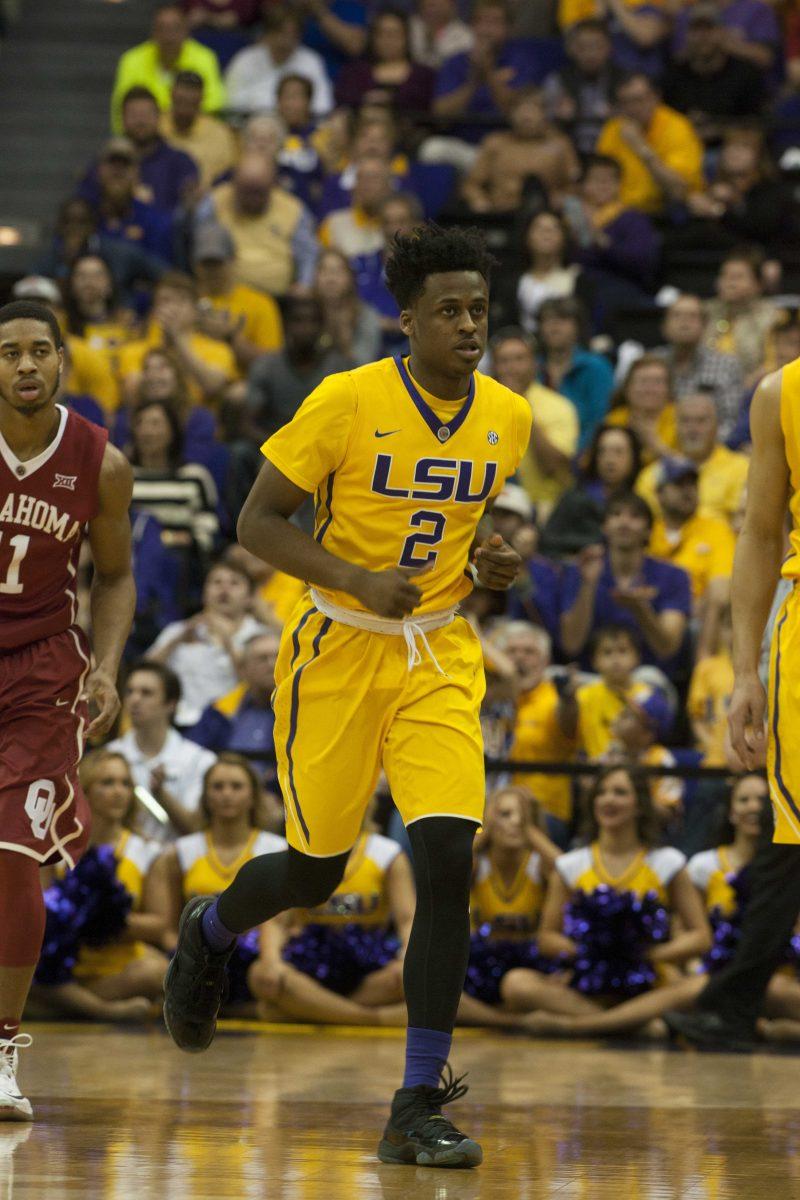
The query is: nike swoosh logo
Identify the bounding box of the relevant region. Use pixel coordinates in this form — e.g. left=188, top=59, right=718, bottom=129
left=55, top=699, right=69, bottom=707
left=374, top=429, right=401, bottom=438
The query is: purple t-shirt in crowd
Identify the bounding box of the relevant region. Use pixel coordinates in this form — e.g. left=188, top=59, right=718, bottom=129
left=559, top=553, right=692, bottom=669
left=434, top=40, right=555, bottom=138
left=673, top=0, right=780, bottom=57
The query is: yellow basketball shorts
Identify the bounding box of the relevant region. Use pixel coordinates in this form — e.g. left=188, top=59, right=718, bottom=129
left=768, top=583, right=800, bottom=844
left=272, top=602, right=487, bottom=856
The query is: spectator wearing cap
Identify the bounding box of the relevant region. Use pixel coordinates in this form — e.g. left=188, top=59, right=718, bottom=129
left=655, top=295, right=744, bottom=441
left=536, top=296, right=614, bottom=452
left=192, top=223, right=283, bottom=373
left=597, top=73, right=704, bottom=216
left=410, top=0, right=474, bottom=70
left=111, top=3, right=225, bottom=134
left=672, top=0, right=780, bottom=77
left=491, top=622, right=577, bottom=840
left=559, top=491, right=691, bottom=669
left=606, top=689, right=684, bottom=819
left=648, top=457, right=735, bottom=651
left=186, top=631, right=279, bottom=761
left=704, top=247, right=779, bottom=380
left=82, top=87, right=199, bottom=215
left=224, top=7, right=333, bottom=117
left=160, top=72, right=239, bottom=190
left=319, top=156, right=395, bottom=259
left=118, top=271, right=238, bottom=405
left=84, top=137, right=177, bottom=265
left=541, top=19, right=623, bottom=156
left=492, top=329, right=579, bottom=520
left=196, top=152, right=318, bottom=296
left=636, top=392, right=749, bottom=525
left=491, top=484, right=566, bottom=651
left=661, top=4, right=765, bottom=143
left=11, top=275, right=119, bottom=414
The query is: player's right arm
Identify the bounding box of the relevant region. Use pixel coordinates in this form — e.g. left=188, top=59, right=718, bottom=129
left=237, top=463, right=427, bottom=619
left=729, top=371, right=790, bottom=769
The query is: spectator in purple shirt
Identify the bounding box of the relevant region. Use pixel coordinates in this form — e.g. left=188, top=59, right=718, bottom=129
left=84, top=138, right=177, bottom=265
left=559, top=490, right=691, bottom=671
left=335, top=8, right=436, bottom=113
left=672, top=0, right=780, bottom=78
left=80, top=87, right=199, bottom=214
left=424, top=0, right=543, bottom=165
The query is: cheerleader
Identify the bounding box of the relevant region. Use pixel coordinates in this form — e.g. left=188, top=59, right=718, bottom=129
left=33, top=751, right=167, bottom=1022
left=519, top=765, right=710, bottom=1032
left=458, top=787, right=598, bottom=1027
left=524, top=772, right=800, bottom=1038
left=252, top=805, right=415, bottom=1026
left=150, top=754, right=286, bottom=1016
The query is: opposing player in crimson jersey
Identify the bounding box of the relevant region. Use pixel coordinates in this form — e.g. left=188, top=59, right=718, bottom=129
left=0, top=300, right=135, bottom=1120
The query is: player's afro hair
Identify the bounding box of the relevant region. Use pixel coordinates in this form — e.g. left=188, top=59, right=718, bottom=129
left=384, top=223, right=496, bottom=310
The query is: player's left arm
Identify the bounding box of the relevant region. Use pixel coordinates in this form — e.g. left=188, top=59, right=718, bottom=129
left=85, top=444, right=136, bottom=737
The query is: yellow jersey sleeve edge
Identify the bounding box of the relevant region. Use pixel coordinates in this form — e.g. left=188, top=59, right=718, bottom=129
left=260, top=446, right=317, bottom=495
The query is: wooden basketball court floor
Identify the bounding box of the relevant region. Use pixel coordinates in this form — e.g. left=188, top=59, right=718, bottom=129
left=3, top=1022, right=800, bottom=1200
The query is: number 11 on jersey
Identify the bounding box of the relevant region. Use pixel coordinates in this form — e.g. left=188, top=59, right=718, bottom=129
left=0, top=532, right=30, bottom=594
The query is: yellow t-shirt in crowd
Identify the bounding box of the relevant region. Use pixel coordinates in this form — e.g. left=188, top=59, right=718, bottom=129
left=576, top=678, right=651, bottom=759
left=262, top=356, right=532, bottom=615
left=649, top=511, right=735, bottom=603
left=509, top=679, right=578, bottom=822
left=597, top=105, right=704, bottom=215
left=204, top=284, right=284, bottom=355
left=160, top=111, right=238, bottom=190
left=516, top=382, right=579, bottom=519
left=67, top=334, right=119, bottom=414
left=559, top=0, right=663, bottom=26
left=636, top=445, right=749, bottom=524
left=606, top=404, right=678, bottom=464
left=258, top=571, right=307, bottom=627
left=687, top=651, right=735, bottom=766
left=117, top=328, right=238, bottom=402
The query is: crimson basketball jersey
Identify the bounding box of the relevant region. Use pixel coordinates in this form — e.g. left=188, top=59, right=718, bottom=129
left=0, top=405, right=107, bottom=651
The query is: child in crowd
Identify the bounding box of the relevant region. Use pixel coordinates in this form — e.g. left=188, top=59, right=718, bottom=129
left=604, top=689, right=683, bottom=819
left=558, top=624, right=655, bottom=759
left=687, top=605, right=735, bottom=767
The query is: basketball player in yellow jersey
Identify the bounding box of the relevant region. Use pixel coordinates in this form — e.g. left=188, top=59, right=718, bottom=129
left=665, top=356, right=800, bottom=1051
left=164, top=225, right=532, bottom=1166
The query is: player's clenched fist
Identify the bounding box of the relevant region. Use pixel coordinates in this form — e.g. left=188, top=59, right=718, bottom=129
left=352, top=565, right=430, bottom=619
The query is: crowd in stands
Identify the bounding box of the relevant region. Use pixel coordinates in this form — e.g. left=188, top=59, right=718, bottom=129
left=22, top=0, right=800, bottom=1036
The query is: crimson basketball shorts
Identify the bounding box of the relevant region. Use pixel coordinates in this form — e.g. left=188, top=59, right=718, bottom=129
left=0, top=626, right=92, bottom=868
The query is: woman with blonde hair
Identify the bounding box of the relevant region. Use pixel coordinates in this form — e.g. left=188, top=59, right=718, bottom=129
left=32, top=751, right=167, bottom=1022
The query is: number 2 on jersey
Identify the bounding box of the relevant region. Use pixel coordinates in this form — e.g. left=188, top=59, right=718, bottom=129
left=0, top=532, right=30, bottom=594
left=399, top=510, right=446, bottom=569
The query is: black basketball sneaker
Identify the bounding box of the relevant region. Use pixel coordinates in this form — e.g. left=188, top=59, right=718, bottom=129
left=377, top=1066, right=482, bottom=1168
left=163, top=896, right=233, bottom=1053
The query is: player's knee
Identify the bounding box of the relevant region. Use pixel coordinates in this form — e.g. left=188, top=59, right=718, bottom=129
left=286, top=848, right=348, bottom=908
left=409, top=817, right=476, bottom=891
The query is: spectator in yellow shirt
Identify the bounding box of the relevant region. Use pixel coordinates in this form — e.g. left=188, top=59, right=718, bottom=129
left=637, top=391, right=749, bottom=526
left=606, top=354, right=678, bottom=465
left=648, top=456, right=735, bottom=655
left=687, top=604, right=734, bottom=766
left=118, top=271, right=237, bottom=405
left=558, top=623, right=653, bottom=759
left=191, top=223, right=283, bottom=375
left=111, top=4, right=225, bottom=134
left=491, top=328, right=579, bottom=519
left=160, top=71, right=238, bottom=191
left=597, top=73, right=704, bottom=214
left=494, top=622, right=577, bottom=841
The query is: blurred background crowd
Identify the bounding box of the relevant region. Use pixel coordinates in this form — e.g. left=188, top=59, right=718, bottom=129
left=4, top=0, right=799, bottom=1035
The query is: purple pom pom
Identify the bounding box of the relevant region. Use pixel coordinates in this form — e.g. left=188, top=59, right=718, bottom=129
left=563, top=886, right=670, bottom=999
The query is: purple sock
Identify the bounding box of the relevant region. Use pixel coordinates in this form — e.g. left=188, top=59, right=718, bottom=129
left=200, top=900, right=236, bottom=952
left=403, top=1027, right=452, bottom=1089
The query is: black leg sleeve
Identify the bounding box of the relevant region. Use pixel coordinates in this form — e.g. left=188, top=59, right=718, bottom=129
left=403, top=816, right=477, bottom=1033
left=699, top=832, right=800, bottom=1028
left=216, top=846, right=350, bottom=934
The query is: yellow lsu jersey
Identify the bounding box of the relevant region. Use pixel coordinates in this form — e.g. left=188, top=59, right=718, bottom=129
left=72, top=831, right=160, bottom=978
left=556, top=842, right=687, bottom=905
left=687, top=847, right=738, bottom=916
left=300, top=831, right=402, bottom=928
left=177, top=829, right=287, bottom=900
left=470, top=850, right=544, bottom=939
left=262, top=355, right=532, bottom=615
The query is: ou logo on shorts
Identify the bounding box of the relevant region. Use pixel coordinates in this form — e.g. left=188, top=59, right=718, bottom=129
left=25, top=779, right=56, bottom=840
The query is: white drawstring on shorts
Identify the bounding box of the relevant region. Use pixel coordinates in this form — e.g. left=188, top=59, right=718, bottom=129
left=309, top=588, right=455, bottom=675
